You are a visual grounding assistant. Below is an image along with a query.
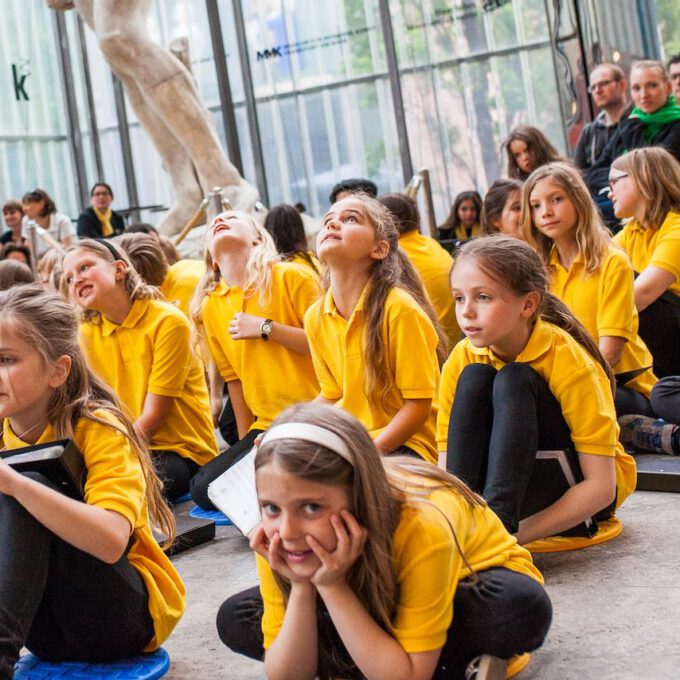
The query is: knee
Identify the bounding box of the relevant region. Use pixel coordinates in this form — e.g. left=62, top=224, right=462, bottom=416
left=455, top=364, right=497, bottom=399
left=189, top=470, right=214, bottom=511
left=216, top=593, right=263, bottom=659
left=651, top=377, right=680, bottom=422
left=493, top=363, right=540, bottom=400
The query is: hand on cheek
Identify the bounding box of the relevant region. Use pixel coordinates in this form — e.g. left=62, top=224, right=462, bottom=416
left=306, top=509, right=368, bottom=589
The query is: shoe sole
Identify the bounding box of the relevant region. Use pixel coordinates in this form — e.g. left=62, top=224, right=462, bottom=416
left=476, top=655, right=507, bottom=680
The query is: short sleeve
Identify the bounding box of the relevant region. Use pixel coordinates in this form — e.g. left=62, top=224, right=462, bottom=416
left=388, top=299, right=438, bottom=400
left=304, top=303, right=342, bottom=400
left=256, top=554, right=286, bottom=649
left=436, top=348, right=466, bottom=451
left=284, top=266, right=322, bottom=324
left=649, top=226, right=680, bottom=283
left=596, top=252, right=636, bottom=340
left=78, top=414, right=145, bottom=530
left=147, top=313, right=193, bottom=397
left=391, top=504, right=462, bottom=653
left=553, top=366, right=618, bottom=457
left=202, top=300, right=237, bottom=382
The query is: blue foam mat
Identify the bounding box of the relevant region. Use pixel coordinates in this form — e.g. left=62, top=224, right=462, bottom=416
left=189, top=505, right=233, bottom=525
left=170, top=492, right=192, bottom=504
left=14, top=648, right=170, bottom=679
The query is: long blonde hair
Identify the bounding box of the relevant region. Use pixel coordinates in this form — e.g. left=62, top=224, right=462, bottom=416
left=611, top=147, right=680, bottom=230
left=255, top=402, right=483, bottom=680
left=521, top=162, right=610, bottom=274
left=454, top=236, right=616, bottom=394
left=0, top=285, right=175, bottom=546
left=320, top=195, right=449, bottom=413
left=190, top=211, right=279, bottom=351
left=62, top=239, right=162, bottom=323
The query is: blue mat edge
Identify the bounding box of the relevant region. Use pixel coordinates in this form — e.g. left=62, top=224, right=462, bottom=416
left=15, top=647, right=170, bottom=679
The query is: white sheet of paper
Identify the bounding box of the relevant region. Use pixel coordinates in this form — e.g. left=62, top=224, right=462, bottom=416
left=207, top=448, right=261, bottom=536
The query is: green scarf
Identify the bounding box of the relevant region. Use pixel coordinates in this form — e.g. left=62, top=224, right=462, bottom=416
left=629, top=95, right=680, bottom=143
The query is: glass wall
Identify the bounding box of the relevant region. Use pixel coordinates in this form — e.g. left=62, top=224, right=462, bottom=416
left=0, top=0, right=666, bottom=232
left=227, top=0, right=403, bottom=216
left=0, top=2, right=79, bottom=218
left=391, top=0, right=563, bottom=216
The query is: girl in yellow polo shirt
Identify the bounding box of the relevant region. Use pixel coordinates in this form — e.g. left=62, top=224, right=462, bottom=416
left=0, top=286, right=184, bottom=676
left=62, top=239, right=218, bottom=501
left=437, top=236, right=636, bottom=545
left=522, top=161, right=657, bottom=416
left=264, top=203, right=322, bottom=279
left=608, top=146, right=680, bottom=378
left=216, top=403, right=551, bottom=680
left=305, top=194, right=448, bottom=463
left=190, top=211, right=321, bottom=509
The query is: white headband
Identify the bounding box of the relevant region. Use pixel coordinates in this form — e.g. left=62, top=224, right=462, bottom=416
left=259, top=422, right=354, bottom=466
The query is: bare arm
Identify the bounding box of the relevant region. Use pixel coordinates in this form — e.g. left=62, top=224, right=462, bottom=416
left=318, top=583, right=440, bottom=680
left=0, top=462, right=131, bottom=563
left=229, top=312, right=311, bottom=355
left=227, top=379, right=254, bottom=439
left=634, top=265, right=676, bottom=312
left=599, top=336, right=626, bottom=370
left=207, top=361, right=225, bottom=427
left=134, top=392, right=173, bottom=443
left=263, top=582, right=318, bottom=680
left=373, top=398, right=431, bottom=455
left=516, top=452, right=616, bottom=545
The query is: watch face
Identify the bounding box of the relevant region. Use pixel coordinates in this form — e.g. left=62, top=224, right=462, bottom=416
left=262, top=321, right=273, bottom=335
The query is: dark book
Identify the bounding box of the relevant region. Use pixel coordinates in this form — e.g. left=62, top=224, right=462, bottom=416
left=1, top=440, right=85, bottom=500
left=519, top=449, right=597, bottom=538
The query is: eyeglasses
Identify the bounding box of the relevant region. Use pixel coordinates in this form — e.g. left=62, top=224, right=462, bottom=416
left=587, top=79, right=617, bottom=93
left=608, top=173, right=629, bottom=189
left=92, top=191, right=111, bottom=197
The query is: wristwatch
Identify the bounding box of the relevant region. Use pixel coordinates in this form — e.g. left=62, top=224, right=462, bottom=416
left=260, top=318, right=273, bottom=341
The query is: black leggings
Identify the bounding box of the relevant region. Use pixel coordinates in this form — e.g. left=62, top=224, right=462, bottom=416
left=0, top=474, right=154, bottom=679
left=446, top=363, right=615, bottom=534
left=190, top=429, right=263, bottom=510
left=150, top=450, right=200, bottom=500
left=216, top=567, right=551, bottom=680
left=638, top=295, right=680, bottom=378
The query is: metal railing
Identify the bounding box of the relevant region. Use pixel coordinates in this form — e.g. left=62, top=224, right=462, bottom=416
left=403, top=168, right=437, bottom=238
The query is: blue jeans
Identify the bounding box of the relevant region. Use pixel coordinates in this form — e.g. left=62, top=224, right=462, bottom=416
left=0, top=474, right=154, bottom=679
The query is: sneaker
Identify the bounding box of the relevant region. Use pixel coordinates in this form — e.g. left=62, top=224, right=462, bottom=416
left=465, top=654, right=507, bottom=680
left=618, top=415, right=677, bottom=455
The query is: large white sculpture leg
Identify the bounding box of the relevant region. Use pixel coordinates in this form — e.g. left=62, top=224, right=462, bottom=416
left=63, top=0, right=259, bottom=234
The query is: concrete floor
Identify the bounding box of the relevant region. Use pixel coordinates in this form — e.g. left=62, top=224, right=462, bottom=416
left=164, top=489, right=680, bottom=679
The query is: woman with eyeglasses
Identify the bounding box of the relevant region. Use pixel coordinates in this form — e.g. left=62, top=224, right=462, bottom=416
left=608, top=146, right=680, bottom=379
left=77, top=182, right=126, bottom=240
left=585, top=60, right=680, bottom=202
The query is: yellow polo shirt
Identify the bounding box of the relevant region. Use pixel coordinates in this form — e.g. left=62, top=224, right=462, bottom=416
left=436, top=318, right=635, bottom=508
left=160, top=259, right=205, bottom=317
left=79, top=299, right=218, bottom=466
left=290, top=250, right=323, bottom=280
left=2, top=413, right=185, bottom=650
left=201, top=261, right=321, bottom=431
left=548, top=245, right=656, bottom=397
left=613, top=210, right=680, bottom=297
left=399, top=230, right=460, bottom=345
left=257, top=474, right=541, bottom=651
left=304, top=286, right=439, bottom=462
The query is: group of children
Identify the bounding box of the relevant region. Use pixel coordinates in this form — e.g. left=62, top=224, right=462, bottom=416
left=0, top=136, right=679, bottom=679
